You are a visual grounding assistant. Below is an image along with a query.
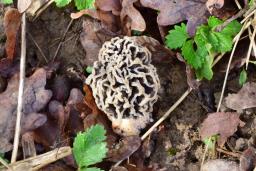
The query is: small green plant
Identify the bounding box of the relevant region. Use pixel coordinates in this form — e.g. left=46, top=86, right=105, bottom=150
left=239, top=69, right=247, bottom=86
left=73, top=124, right=108, bottom=171
left=1, top=0, right=13, bottom=4
left=85, top=66, right=93, bottom=74
left=165, top=16, right=242, bottom=80
left=54, top=0, right=95, bottom=10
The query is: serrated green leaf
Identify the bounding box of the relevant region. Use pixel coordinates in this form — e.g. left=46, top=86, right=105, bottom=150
left=74, top=0, right=95, bottom=10
left=1, top=0, right=12, bottom=4
left=165, top=23, right=189, bottom=49
left=80, top=167, right=104, bottom=171
left=239, top=69, right=247, bottom=86
left=181, top=40, right=202, bottom=69
left=195, top=54, right=213, bottom=80
left=208, top=16, right=223, bottom=29
left=214, top=32, right=233, bottom=52
left=54, top=0, right=72, bottom=7
left=73, top=125, right=107, bottom=168
left=221, top=20, right=242, bottom=36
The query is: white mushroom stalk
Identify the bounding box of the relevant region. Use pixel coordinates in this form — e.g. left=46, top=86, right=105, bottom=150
left=86, top=37, right=160, bottom=136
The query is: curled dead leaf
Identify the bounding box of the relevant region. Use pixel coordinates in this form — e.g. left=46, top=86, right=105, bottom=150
left=95, top=0, right=121, bottom=15
left=0, top=68, right=52, bottom=153
left=206, top=0, right=224, bottom=13
left=4, top=8, right=21, bottom=61
left=140, top=0, right=209, bottom=36
left=120, top=0, right=146, bottom=34
left=240, top=147, right=256, bottom=171
left=107, top=135, right=141, bottom=162
left=200, top=112, right=245, bottom=146
left=225, top=83, right=256, bottom=111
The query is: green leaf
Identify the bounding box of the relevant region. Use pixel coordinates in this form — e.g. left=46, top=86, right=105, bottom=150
left=221, top=20, right=242, bottom=36
left=239, top=69, right=247, bottom=86
left=80, top=167, right=104, bottom=171
left=195, top=55, right=214, bottom=80
left=73, top=125, right=107, bottom=168
left=203, top=135, right=218, bottom=150
left=181, top=40, right=202, bottom=69
left=208, top=16, right=223, bottom=29
left=86, top=66, right=93, bottom=74
left=165, top=23, right=189, bottom=49
left=74, top=0, right=95, bottom=10
left=1, top=0, right=12, bottom=4
left=54, top=0, right=72, bottom=7
left=212, top=32, right=233, bottom=52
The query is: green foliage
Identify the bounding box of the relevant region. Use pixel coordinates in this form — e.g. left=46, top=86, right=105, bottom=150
left=54, top=0, right=95, bottom=10
left=203, top=135, right=218, bottom=150
left=249, top=0, right=254, bottom=7
left=1, top=0, right=13, bottom=4
left=165, top=16, right=242, bottom=80
left=73, top=124, right=107, bottom=171
left=165, top=23, right=189, bottom=49
left=74, top=0, right=95, bottom=10
left=239, top=69, right=247, bottom=86
left=54, top=0, right=72, bottom=7
left=85, top=66, right=93, bottom=74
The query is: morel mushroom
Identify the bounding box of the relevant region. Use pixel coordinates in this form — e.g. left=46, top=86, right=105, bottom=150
left=86, top=37, right=160, bottom=136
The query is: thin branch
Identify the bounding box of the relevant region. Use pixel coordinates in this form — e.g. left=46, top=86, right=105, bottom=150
left=141, top=88, right=192, bottom=140
left=113, top=88, right=192, bottom=168
left=33, top=0, right=54, bottom=21
left=216, top=21, right=247, bottom=112
left=246, top=25, right=256, bottom=69
left=27, top=32, right=48, bottom=63
left=0, top=156, right=11, bottom=170
left=52, top=19, right=74, bottom=61
left=11, top=13, right=27, bottom=163
left=215, top=6, right=248, bottom=32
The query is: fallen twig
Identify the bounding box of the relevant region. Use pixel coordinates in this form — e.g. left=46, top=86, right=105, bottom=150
left=52, top=19, right=74, bottom=61
left=7, top=147, right=72, bottom=171
left=11, top=12, right=27, bottom=163
left=217, top=21, right=248, bottom=112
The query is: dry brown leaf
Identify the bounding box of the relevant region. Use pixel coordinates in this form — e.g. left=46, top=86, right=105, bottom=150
left=200, top=112, right=245, bottom=146
left=206, top=0, right=224, bottom=13
left=0, top=68, right=52, bottom=153
left=80, top=19, right=115, bottom=66
left=120, top=0, right=146, bottom=34
left=225, top=83, right=256, bottom=111
left=140, top=0, right=209, bottom=36
left=130, top=35, right=175, bottom=63
left=240, top=147, right=256, bottom=171
left=4, top=8, right=21, bottom=61
left=107, top=135, right=141, bottom=162
left=95, top=0, right=121, bottom=15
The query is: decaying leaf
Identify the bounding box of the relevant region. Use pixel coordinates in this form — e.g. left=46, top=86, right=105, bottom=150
left=107, top=135, right=141, bottom=162
left=120, top=0, right=146, bottom=34
left=200, top=112, right=245, bottom=146
left=240, top=147, right=256, bottom=171
left=140, top=0, right=209, bottom=35
left=206, top=0, right=224, bottom=13
left=225, top=82, right=256, bottom=111
left=95, top=0, right=121, bottom=15
left=4, top=8, right=21, bottom=61
left=80, top=19, right=115, bottom=66
left=0, top=68, right=52, bottom=153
